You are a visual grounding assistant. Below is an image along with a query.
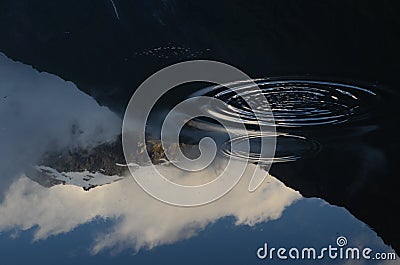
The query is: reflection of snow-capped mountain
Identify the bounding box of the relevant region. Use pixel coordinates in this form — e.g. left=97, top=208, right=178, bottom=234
left=32, top=166, right=125, bottom=191
left=21, top=134, right=128, bottom=191
left=0, top=52, right=122, bottom=197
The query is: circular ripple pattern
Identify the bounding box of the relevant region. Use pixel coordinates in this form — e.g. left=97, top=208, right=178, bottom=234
left=193, top=79, right=378, bottom=128
left=221, top=134, right=321, bottom=163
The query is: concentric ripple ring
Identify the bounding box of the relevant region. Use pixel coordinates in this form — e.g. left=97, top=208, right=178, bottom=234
left=190, top=79, right=378, bottom=129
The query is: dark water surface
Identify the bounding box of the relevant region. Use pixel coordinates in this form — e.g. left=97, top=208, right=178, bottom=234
left=1, top=1, right=400, bottom=264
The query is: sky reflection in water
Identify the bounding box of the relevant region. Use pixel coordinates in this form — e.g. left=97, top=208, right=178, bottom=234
left=0, top=162, right=398, bottom=264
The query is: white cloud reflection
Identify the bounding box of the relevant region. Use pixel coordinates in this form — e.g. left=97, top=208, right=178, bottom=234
left=0, top=161, right=301, bottom=254
left=0, top=52, right=121, bottom=196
